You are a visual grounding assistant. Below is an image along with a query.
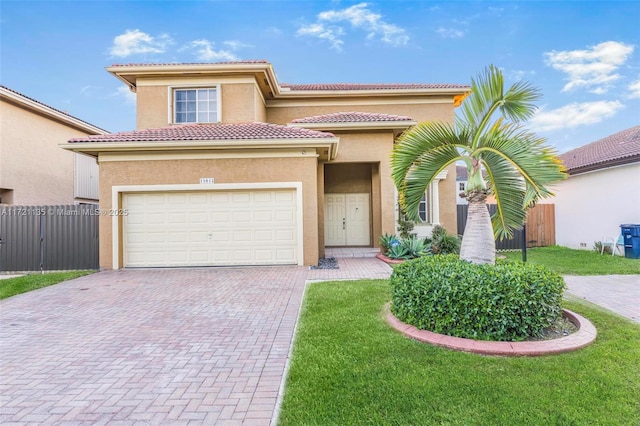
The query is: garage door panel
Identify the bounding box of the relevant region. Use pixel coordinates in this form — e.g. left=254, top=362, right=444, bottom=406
left=276, top=229, right=295, bottom=242
left=123, top=189, right=298, bottom=267
left=254, top=210, right=273, bottom=221
left=255, top=230, right=274, bottom=241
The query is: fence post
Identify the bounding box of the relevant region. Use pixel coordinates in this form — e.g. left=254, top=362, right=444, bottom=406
left=521, top=224, right=527, bottom=262
left=39, top=214, right=44, bottom=274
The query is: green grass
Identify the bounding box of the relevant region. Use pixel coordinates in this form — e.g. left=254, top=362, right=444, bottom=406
left=279, top=280, right=640, bottom=426
left=501, top=246, right=640, bottom=275
left=0, top=271, right=95, bottom=300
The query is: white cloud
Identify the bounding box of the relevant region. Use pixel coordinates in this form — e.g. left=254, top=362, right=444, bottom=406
left=114, top=86, right=136, bottom=105
left=508, top=69, right=536, bottom=80
left=530, top=101, right=624, bottom=132
left=435, top=27, right=465, bottom=39
left=297, top=2, right=408, bottom=50
left=223, top=40, right=253, bottom=50
left=544, top=41, right=635, bottom=94
left=190, top=39, right=238, bottom=61
left=628, top=79, right=640, bottom=99
left=297, top=23, right=344, bottom=51
left=109, top=29, right=173, bottom=57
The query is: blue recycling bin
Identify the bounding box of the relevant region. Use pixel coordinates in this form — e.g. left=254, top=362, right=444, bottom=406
left=620, top=224, right=640, bottom=259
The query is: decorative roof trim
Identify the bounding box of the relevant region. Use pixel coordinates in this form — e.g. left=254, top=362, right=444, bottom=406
left=288, top=121, right=416, bottom=131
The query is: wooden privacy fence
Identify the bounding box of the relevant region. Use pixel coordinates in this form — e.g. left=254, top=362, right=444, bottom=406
left=0, top=205, right=99, bottom=272
left=457, top=204, right=555, bottom=251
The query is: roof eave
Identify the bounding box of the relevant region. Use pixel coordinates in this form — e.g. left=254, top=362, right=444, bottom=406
left=106, top=62, right=281, bottom=97
left=0, top=87, right=107, bottom=135
left=276, top=88, right=470, bottom=98
left=566, top=154, right=640, bottom=175
left=59, top=136, right=340, bottom=160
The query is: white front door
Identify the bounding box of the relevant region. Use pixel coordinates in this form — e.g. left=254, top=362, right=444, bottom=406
left=324, top=193, right=370, bottom=246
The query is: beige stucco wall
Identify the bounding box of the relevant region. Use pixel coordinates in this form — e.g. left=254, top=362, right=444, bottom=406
left=135, top=79, right=266, bottom=129
left=0, top=99, right=91, bottom=205
left=324, top=163, right=372, bottom=193
left=268, top=99, right=458, bottom=238
left=439, top=163, right=458, bottom=234
left=266, top=97, right=454, bottom=124
left=221, top=84, right=263, bottom=123
left=98, top=155, right=318, bottom=269
left=136, top=86, right=167, bottom=129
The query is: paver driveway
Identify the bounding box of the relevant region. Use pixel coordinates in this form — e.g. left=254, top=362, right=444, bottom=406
left=0, top=267, right=312, bottom=425
left=0, top=259, right=392, bottom=425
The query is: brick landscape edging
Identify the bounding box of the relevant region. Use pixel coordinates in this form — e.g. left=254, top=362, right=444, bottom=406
left=385, top=303, right=597, bottom=356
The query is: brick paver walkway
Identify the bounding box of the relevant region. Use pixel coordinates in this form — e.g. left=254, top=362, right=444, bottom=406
left=0, top=258, right=392, bottom=425
left=564, top=274, right=640, bottom=323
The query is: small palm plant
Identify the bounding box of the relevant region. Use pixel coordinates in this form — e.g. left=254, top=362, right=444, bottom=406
left=392, top=65, right=566, bottom=264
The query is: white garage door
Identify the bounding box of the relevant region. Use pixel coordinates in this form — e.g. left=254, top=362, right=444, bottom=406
left=123, top=189, right=298, bottom=267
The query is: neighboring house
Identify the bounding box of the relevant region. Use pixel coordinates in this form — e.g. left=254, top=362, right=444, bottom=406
left=550, top=126, right=640, bottom=250
left=0, top=85, right=105, bottom=205
left=62, top=61, right=469, bottom=269
left=456, top=165, right=468, bottom=205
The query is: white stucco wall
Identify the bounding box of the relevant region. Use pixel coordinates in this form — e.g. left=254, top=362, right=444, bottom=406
left=552, top=163, right=640, bottom=249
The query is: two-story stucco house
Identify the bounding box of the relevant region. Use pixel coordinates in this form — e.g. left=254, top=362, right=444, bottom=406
left=62, top=60, right=469, bottom=269
left=1, top=86, right=105, bottom=205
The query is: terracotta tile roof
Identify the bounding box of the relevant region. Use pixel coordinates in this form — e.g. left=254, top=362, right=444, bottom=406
left=0, top=85, right=108, bottom=133
left=560, top=126, right=640, bottom=173
left=69, top=122, right=335, bottom=143
left=281, top=83, right=469, bottom=91
left=110, top=60, right=269, bottom=67
left=291, top=112, right=414, bottom=124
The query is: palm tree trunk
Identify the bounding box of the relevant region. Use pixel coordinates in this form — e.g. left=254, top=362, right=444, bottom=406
left=460, top=190, right=495, bottom=264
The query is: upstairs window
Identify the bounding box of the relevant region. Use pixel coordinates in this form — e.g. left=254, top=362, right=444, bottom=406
left=174, top=88, right=218, bottom=123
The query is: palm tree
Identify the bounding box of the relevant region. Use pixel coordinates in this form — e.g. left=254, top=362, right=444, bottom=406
left=392, top=65, right=566, bottom=264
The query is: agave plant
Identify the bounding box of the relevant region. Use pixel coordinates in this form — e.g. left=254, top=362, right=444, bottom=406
left=401, top=236, right=432, bottom=258
left=379, top=233, right=399, bottom=254
left=386, top=244, right=411, bottom=260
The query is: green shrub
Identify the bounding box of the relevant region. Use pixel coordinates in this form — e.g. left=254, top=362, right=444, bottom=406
left=390, top=255, right=566, bottom=341
left=397, top=208, right=415, bottom=239
left=429, top=225, right=461, bottom=255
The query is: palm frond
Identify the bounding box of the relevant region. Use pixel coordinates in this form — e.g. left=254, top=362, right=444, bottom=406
left=458, top=65, right=542, bottom=151
left=476, top=123, right=567, bottom=203
left=391, top=122, right=463, bottom=221
left=476, top=122, right=566, bottom=238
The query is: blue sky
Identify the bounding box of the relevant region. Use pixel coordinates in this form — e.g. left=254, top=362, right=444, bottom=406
left=1, top=1, right=638, bottom=153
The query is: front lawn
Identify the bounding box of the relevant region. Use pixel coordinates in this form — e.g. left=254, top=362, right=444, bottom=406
left=279, top=280, right=640, bottom=426
left=0, top=271, right=95, bottom=300
left=501, top=245, right=640, bottom=275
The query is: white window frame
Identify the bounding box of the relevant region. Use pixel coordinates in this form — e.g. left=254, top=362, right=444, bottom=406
left=395, top=169, right=448, bottom=237
left=168, top=84, right=221, bottom=124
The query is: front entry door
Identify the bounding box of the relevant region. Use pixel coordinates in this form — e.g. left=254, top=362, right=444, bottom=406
left=325, top=193, right=370, bottom=246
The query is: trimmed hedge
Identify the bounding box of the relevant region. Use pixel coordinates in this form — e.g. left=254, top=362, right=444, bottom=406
left=390, top=255, right=566, bottom=341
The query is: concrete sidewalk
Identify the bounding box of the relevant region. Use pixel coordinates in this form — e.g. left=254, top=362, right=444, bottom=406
left=564, top=275, right=640, bottom=323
